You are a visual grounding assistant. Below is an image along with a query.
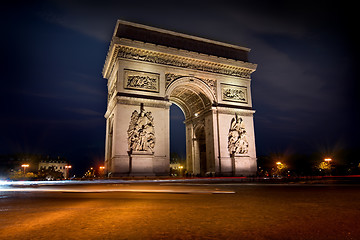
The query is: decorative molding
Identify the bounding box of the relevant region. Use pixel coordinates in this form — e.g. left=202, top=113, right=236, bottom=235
left=193, top=118, right=205, bottom=130
left=103, top=44, right=121, bottom=79
left=116, top=94, right=170, bottom=109
left=106, top=45, right=254, bottom=79
left=124, top=69, right=159, bottom=92
left=215, top=107, right=255, bottom=116
left=228, top=114, right=249, bottom=155
left=127, top=104, right=155, bottom=153
left=107, top=72, right=117, bottom=103
left=202, top=78, right=217, bottom=98
left=165, top=73, right=217, bottom=99
left=221, top=84, right=248, bottom=103
left=165, top=73, right=182, bottom=88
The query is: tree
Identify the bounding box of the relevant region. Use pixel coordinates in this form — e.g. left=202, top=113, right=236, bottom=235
left=9, top=170, right=38, bottom=180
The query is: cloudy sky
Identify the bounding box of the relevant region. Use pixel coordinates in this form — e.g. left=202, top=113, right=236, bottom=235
left=1, top=0, right=359, bottom=173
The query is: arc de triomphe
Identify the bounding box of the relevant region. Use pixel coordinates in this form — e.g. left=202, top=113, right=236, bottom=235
left=103, top=20, right=257, bottom=177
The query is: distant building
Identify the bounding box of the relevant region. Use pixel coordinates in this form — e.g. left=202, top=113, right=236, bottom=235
left=170, top=162, right=185, bottom=177
left=38, top=160, right=68, bottom=177
left=169, top=163, right=183, bottom=170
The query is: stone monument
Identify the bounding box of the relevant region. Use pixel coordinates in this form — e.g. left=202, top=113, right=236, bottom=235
left=103, top=20, right=257, bottom=176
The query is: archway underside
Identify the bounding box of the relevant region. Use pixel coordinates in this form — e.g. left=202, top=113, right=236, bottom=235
left=169, top=86, right=212, bottom=119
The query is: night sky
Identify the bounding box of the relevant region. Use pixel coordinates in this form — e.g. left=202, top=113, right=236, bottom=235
left=1, top=1, right=359, bottom=174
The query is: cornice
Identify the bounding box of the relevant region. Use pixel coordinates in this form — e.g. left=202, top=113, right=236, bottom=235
left=103, top=39, right=257, bottom=79
left=104, top=95, right=171, bottom=118
left=215, top=106, right=256, bottom=116
left=115, top=20, right=252, bottom=52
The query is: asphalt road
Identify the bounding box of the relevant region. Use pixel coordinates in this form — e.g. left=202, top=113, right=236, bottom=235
left=1, top=180, right=360, bottom=240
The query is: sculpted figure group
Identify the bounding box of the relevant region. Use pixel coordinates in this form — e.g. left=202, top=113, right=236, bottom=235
left=127, top=105, right=155, bottom=153
left=228, top=114, right=249, bottom=155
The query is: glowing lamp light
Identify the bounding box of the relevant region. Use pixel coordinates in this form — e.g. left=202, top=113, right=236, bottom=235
left=65, top=165, right=72, bottom=169
left=99, top=166, right=105, bottom=170
left=276, top=162, right=282, bottom=165
left=21, top=164, right=29, bottom=173
left=324, top=158, right=332, bottom=162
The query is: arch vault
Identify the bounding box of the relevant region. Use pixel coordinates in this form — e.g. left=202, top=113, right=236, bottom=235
left=103, top=20, right=258, bottom=177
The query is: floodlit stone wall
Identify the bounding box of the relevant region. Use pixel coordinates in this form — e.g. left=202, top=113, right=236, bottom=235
left=103, top=21, right=257, bottom=177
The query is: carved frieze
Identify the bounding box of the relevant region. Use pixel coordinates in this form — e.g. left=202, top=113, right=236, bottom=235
left=124, top=69, right=159, bottom=92
left=228, top=114, right=248, bottom=155
left=127, top=104, right=155, bottom=153
left=113, top=46, right=253, bottom=79
left=221, top=84, right=248, bottom=103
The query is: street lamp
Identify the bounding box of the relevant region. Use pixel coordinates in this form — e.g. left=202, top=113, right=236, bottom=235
left=21, top=164, right=29, bottom=174
left=65, top=165, right=72, bottom=179
left=275, top=162, right=286, bottom=177
left=276, top=162, right=285, bottom=169
left=88, top=167, right=94, bottom=178
left=319, top=158, right=332, bottom=176
left=179, top=166, right=184, bottom=177
left=99, top=166, right=105, bottom=178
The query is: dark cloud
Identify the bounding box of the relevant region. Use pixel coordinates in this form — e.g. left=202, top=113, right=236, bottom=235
left=1, top=0, right=358, bottom=174
left=64, top=108, right=103, bottom=117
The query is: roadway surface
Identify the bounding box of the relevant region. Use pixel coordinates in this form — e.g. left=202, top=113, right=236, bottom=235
left=1, top=179, right=360, bottom=240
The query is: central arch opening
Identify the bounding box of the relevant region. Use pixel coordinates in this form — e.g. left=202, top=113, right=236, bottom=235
left=169, top=104, right=186, bottom=176
left=167, top=77, right=214, bottom=176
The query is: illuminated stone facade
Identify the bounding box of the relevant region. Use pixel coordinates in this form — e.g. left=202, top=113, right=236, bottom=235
left=103, top=20, right=257, bottom=176
left=38, top=160, right=68, bottom=177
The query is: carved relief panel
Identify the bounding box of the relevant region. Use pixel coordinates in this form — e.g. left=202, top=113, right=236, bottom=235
left=124, top=69, right=160, bottom=92
left=228, top=114, right=249, bottom=155
left=127, top=105, right=155, bottom=153
left=221, top=83, right=248, bottom=103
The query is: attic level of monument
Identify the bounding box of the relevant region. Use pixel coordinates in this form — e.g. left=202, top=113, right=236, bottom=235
left=103, top=21, right=257, bottom=80
left=113, top=20, right=250, bottom=62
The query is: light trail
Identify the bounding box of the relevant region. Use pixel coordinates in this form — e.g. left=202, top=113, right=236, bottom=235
left=0, top=187, right=234, bottom=194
